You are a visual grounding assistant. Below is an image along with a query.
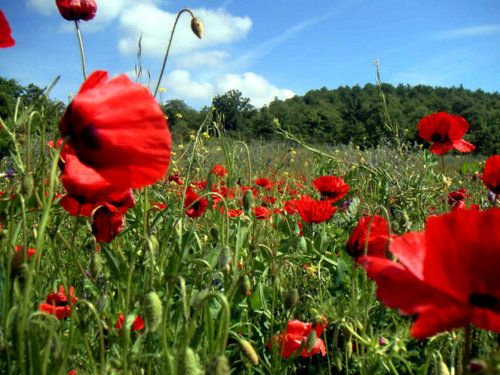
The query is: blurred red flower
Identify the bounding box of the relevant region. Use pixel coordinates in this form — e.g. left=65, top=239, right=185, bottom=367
left=184, top=187, right=208, bottom=218
left=255, top=178, right=272, bottom=189
left=55, top=0, right=97, bottom=21
left=481, top=155, right=500, bottom=195
left=253, top=206, right=271, bottom=220
left=360, top=208, right=500, bottom=339
left=59, top=71, right=171, bottom=203
left=268, top=318, right=328, bottom=358
left=115, top=313, right=145, bottom=333
left=312, top=176, right=349, bottom=203
left=447, top=188, right=467, bottom=205
left=417, top=112, right=475, bottom=155
left=39, top=285, right=78, bottom=320
left=346, top=215, right=390, bottom=258
left=0, top=11, right=15, bottom=48
left=292, top=195, right=336, bottom=224
left=168, top=173, right=183, bottom=185
left=212, top=164, right=228, bottom=177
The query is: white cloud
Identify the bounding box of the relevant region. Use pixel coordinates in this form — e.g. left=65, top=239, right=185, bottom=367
left=163, top=70, right=295, bottom=107
left=27, top=0, right=53, bottom=15
left=436, top=24, right=500, bottom=39
left=118, top=5, right=252, bottom=57
left=175, top=50, right=229, bottom=69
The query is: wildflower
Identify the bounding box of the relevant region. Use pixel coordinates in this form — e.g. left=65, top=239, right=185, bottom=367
left=448, top=188, right=467, bottom=205
left=168, top=173, right=183, bottom=185
left=0, top=11, right=15, bottom=48
left=481, top=155, right=500, bottom=196
left=59, top=71, right=171, bottom=203
left=255, top=178, right=272, bottom=189
left=268, top=318, right=328, bottom=358
left=184, top=187, right=208, bottom=218
left=226, top=208, right=244, bottom=218
left=291, top=195, right=337, bottom=224
left=39, top=285, right=78, bottom=320
left=115, top=313, right=145, bottom=333
left=12, top=245, right=36, bottom=276
left=55, top=0, right=97, bottom=21
left=312, top=176, right=349, bottom=203
left=253, top=206, right=271, bottom=220
left=360, top=208, right=500, bottom=339
left=417, top=112, right=475, bottom=155
left=212, top=164, right=228, bottom=177
left=158, top=87, right=167, bottom=93
left=346, top=215, right=390, bottom=258
left=175, top=113, right=183, bottom=119
left=151, top=201, right=167, bottom=211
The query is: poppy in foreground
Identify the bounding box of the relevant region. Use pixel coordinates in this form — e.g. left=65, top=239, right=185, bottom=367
left=39, top=285, right=78, bottom=320
left=55, top=0, right=97, bottom=21
left=346, top=215, right=390, bottom=258
left=184, top=187, right=208, bottom=218
left=312, top=176, right=349, bottom=203
left=417, top=112, right=475, bottom=155
left=59, top=71, right=171, bottom=203
left=268, top=318, right=328, bottom=358
left=481, top=155, right=500, bottom=196
left=360, top=208, right=500, bottom=339
left=291, top=195, right=337, bottom=224
left=0, top=10, right=15, bottom=48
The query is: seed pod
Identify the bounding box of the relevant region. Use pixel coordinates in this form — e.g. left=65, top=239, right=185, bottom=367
left=218, top=246, right=231, bottom=271
left=239, top=338, right=259, bottom=366
left=284, top=288, right=299, bottom=310
left=435, top=360, right=450, bottom=375
left=191, top=16, right=204, bottom=39
left=241, top=275, right=252, bottom=297
left=205, top=355, right=230, bottom=375
left=306, top=330, right=317, bottom=353
left=210, top=227, right=220, bottom=242
left=144, top=291, right=162, bottom=332
left=243, top=190, right=254, bottom=212
left=91, top=252, right=103, bottom=277
left=178, top=347, right=203, bottom=375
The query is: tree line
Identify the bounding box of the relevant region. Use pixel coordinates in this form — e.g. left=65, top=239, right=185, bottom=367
left=1, top=77, right=499, bottom=155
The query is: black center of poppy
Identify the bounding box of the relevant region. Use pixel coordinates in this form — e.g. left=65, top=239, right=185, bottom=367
left=430, top=133, right=444, bottom=142
left=468, top=293, right=499, bottom=310
left=80, top=125, right=100, bottom=150
left=322, top=191, right=337, bottom=199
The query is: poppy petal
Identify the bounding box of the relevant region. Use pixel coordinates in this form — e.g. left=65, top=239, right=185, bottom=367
left=453, top=139, right=475, bottom=153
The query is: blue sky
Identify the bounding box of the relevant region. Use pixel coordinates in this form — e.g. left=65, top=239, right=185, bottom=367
left=1, top=0, right=499, bottom=108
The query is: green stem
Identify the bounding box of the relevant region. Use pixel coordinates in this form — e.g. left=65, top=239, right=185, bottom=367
left=74, top=21, right=87, bottom=80
left=461, top=325, right=472, bottom=375
left=153, top=9, right=195, bottom=98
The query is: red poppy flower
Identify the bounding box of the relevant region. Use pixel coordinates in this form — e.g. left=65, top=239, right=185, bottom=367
left=184, top=187, right=208, bottom=218
left=59, top=71, right=171, bottom=203
left=346, top=215, right=390, bottom=258
left=292, top=195, right=337, bottom=224
left=360, top=208, right=500, bottom=339
left=55, top=0, right=97, bottom=21
left=448, top=188, right=467, bottom=205
left=211, top=164, right=228, bottom=177
left=0, top=11, right=15, bottom=48
left=225, top=208, right=244, bottom=218
left=312, top=176, right=349, bottom=203
left=168, top=173, right=183, bottom=185
left=14, top=245, right=36, bottom=258
left=151, top=201, right=167, bottom=211
left=255, top=178, right=272, bottom=189
left=253, top=206, right=271, bottom=220
left=39, top=285, right=78, bottom=320
left=115, top=313, right=145, bottom=333
left=417, top=112, right=475, bottom=155
left=268, top=318, right=328, bottom=358
left=481, top=155, right=500, bottom=195
left=91, top=190, right=135, bottom=243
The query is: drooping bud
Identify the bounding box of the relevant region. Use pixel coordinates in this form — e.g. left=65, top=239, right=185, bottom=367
left=144, top=291, right=162, bottom=332
left=283, top=288, right=299, bottom=310
left=218, top=245, right=232, bottom=272
left=191, top=17, right=204, bottom=39
left=243, top=190, right=254, bottom=212
left=435, top=359, right=451, bottom=375
left=306, top=330, right=317, bottom=353
left=177, top=347, right=203, bottom=375
left=205, top=355, right=230, bottom=375
left=241, top=275, right=252, bottom=297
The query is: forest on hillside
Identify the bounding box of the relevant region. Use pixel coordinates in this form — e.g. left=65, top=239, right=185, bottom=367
left=1, top=77, right=499, bottom=155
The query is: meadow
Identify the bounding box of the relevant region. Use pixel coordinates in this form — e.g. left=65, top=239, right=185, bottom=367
left=1, top=4, right=499, bottom=375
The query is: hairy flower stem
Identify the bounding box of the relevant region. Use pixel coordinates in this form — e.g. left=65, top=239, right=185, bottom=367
left=153, top=9, right=196, bottom=98
left=461, top=325, right=472, bottom=375
left=74, top=21, right=87, bottom=80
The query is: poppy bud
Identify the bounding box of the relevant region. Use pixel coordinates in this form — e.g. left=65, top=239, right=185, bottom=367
left=21, top=174, right=34, bottom=198
left=218, top=246, right=231, bottom=272
left=435, top=360, right=451, bottom=375
left=91, top=252, right=103, bottom=277
left=241, top=275, right=252, bottom=297
left=243, top=190, right=254, bottom=212
left=191, top=17, right=204, bottom=39
left=238, top=338, right=259, bottom=366
left=205, top=355, right=230, bottom=375
left=306, top=330, right=317, bottom=353
left=177, top=347, right=203, bottom=375
left=283, top=288, right=299, bottom=310
left=210, top=227, right=220, bottom=242
left=144, top=291, right=162, bottom=332
left=56, top=0, right=97, bottom=22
